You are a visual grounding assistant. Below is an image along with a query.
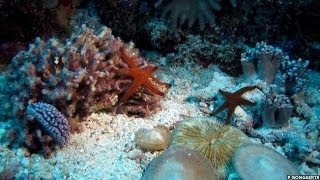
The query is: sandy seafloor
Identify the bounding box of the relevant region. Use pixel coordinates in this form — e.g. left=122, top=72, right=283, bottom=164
left=1, top=57, right=319, bottom=179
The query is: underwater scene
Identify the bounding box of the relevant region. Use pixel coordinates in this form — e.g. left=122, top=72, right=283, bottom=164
left=0, top=0, right=319, bottom=179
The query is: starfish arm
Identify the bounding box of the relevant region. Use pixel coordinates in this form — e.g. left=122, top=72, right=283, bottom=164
left=150, top=76, right=171, bottom=88
left=224, top=105, right=237, bottom=125
left=143, top=79, right=165, bottom=96
left=219, top=89, right=233, bottom=97
left=234, top=86, right=258, bottom=96
left=240, top=98, right=257, bottom=106
left=210, top=102, right=229, bottom=116
left=120, top=79, right=141, bottom=102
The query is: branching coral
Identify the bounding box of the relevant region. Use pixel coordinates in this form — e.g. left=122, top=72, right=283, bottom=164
left=0, top=24, right=169, bottom=123
left=156, top=0, right=236, bottom=30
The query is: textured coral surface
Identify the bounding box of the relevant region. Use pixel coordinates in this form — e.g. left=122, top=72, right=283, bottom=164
left=0, top=25, right=169, bottom=123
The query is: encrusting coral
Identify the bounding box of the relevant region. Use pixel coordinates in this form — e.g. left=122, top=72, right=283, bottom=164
left=141, top=146, right=218, bottom=180
left=0, top=24, right=170, bottom=123
left=233, top=144, right=300, bottom=180
left=171, top=117, right=250, bottom=179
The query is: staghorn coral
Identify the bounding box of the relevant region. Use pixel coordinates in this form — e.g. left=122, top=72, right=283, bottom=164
left=171, top=117, right=250, bottom=179
left=233, top=144, right=299, bottom=180
left=156, top=0, right=236, bottom=30
left=141, top=146, right=218, bottom=180
left=0, top=24, right=169, bottom=123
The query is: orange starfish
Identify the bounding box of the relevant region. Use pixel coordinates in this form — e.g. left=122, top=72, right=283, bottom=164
left=114, top=47, right=171, bottom=103
left=210, top=86, right=259, bottom=125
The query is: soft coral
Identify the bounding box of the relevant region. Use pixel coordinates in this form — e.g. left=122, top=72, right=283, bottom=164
left=156, top=0, right=237, bottom=30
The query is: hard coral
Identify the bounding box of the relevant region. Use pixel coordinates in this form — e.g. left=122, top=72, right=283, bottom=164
left=141, top=146, right=218, bottom=180
left=233, top=144, right=299, bottom=180
left=171, top=117, right=250, bottom=179
left=1, top=24, right=168, bottom=124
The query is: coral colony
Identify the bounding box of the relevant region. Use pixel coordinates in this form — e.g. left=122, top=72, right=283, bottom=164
left=0, top=0, right=319, bottom=179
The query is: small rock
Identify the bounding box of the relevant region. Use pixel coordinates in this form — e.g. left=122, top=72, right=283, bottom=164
left=127, top=149, right=143, bottom=160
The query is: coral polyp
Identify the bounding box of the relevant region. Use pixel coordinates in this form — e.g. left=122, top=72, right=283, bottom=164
left=171, top=117, right=250, bottom=179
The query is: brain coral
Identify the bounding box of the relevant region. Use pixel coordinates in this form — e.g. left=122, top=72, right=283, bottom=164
left=233, top=144, right=300, bottom=180
left=0, top=24, right=168, bottom=123
left=141, top=146, right=218, bottom=180
left=171, top=117, right=250, bottom=179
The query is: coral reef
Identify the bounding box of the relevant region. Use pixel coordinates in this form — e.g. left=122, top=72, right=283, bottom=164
left=141, top=146, right=218, bottom=180
left=171, top=117, right=250, bottom=179
left=241, top=42, right=282, bottom=84
left=0, top=24, right=169, bottom=122
left=26, top=103, right=70, bottom=146
left=165, top=35, right=244, bottom=75
left=241, top=42, right=309, bottom=94
left=135, top=125, right=171, bottom=151
left=233, top=144, right=300, bottom=180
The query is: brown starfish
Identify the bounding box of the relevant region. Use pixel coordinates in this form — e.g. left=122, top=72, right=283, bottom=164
left=114, top=47, right=171, bottom=103
left=210, top=86, right=259, bottom=125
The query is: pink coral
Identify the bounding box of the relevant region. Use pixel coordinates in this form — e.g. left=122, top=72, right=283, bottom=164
left=1, top=25, right=169, bottom=124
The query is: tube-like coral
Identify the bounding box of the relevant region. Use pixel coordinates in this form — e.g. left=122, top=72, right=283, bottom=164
left=262, top=93, right=292, bottom=128
left=241, top=42, right=282, bottom=84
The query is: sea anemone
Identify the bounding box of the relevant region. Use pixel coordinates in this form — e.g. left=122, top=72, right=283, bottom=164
left=135, top=125, right=171, bottom=151
left=233, top=144, right=300, bottom=180
left=171, top=117, right=250, bottom=178
left=141, top=146, right=218, bottom=180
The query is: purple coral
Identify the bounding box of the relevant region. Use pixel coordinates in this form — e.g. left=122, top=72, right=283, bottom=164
left=27, top=102, right=70, bottom=146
